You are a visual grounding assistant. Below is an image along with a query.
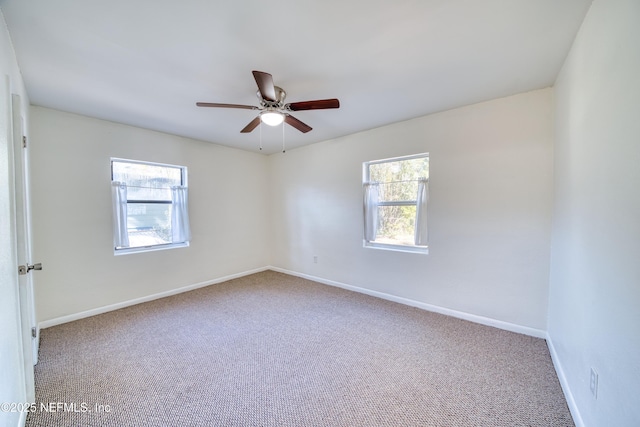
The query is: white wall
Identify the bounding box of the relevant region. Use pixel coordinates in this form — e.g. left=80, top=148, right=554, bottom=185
left=0, top=10, right=31, bottom=427
left=549, top=0, right=640, bottom=425
left=269, top=88, right=553, bottom=331
left=29, top=107, right=271, bottom=322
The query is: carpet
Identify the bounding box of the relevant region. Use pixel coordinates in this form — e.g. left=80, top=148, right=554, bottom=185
left=26, top=270, right=574, bottom=426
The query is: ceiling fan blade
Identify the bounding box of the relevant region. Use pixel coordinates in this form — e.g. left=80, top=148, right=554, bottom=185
left=252, top=70, right=277, bottom=102
left=286, top=98, right=340, bottom=111
left=240, top=116, right=261, bottom=133
left=196, top=102, right=258, bottom=110
left=284, top=114, right=312, bottom=133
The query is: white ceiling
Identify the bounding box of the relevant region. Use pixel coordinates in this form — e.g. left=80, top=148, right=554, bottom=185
left=1, top=0, right=592, bottom=154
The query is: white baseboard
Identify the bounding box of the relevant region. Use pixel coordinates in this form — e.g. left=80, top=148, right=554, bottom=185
left=269, top=266, right=547, bottom=339
left=546, top=334, right=584, bottom=427
left=38, top=266, right=270, bottom=330
left=39, top=265, right=547, bottom=339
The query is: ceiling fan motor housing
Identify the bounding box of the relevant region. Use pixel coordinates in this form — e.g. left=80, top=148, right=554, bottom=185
left=257, top=86, right=287, bottom=108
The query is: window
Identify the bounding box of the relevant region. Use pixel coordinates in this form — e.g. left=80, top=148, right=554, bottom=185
left=363, top=153, right=429, bottom=253
left=111, top=158, right=190, bottom=254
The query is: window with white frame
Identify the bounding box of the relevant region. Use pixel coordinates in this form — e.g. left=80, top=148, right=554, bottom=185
left=111, top=158, right=191, bottom=254
left=363, top=153, right=429, bottom=253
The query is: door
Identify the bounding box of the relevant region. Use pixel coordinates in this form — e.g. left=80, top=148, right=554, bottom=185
left=11, top=92, right=37, bottom=401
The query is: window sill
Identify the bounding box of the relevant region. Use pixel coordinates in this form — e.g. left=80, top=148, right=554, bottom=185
left=114, top=242, right=189, bottom=256
left=363, top=241, right=428, bottom=255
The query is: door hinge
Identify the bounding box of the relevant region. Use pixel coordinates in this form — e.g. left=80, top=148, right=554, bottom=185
left=22, top=135, right=27, bottom=148
left=31, top=327, right=37, bottom=338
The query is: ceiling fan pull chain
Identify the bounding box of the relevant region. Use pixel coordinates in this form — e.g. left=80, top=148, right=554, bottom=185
left=259, top=120, right=263, bottom=151
left=282, top=121, right=286, bottom=153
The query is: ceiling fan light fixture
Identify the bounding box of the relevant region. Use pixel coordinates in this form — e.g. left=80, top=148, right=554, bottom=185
left=260, top=111, right=284, bottom=126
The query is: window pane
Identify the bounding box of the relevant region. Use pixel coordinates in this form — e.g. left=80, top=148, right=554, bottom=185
left=369, top=157, right=427, bottom=181
left=368, top=157, right=428, bottom=202
left=374, top=205, right=417, bottom=247
left=378, top=181, right=419, bottom=203
left=112, top=161, right=181, bottom=201
left=126, top=203, right=172, bottom=248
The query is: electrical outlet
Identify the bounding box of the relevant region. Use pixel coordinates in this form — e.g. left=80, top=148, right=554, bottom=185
left=313, top=256, right=318, bottom=264
left=590, top=368, right=598, bottom=399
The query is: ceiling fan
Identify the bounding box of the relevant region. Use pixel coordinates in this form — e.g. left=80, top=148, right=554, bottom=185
left=196, top=70, right=340, bottom=134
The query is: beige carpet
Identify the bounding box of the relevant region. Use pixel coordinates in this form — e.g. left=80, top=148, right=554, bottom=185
left=27, top=271, right=574, bottom=426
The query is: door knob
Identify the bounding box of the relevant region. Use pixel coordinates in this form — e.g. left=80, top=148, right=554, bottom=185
left=27, top=263, right=42, bottom=272
left=18, top=263, right=42, bottom=275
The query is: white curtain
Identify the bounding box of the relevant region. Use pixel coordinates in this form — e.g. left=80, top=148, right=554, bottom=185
left=171, top=186, right=191, bottom=243
left=363, top=182, right=380, bottom=242
left=111, top=181, right=130, bottom=248
left=414, top=178, right=429, bottom=246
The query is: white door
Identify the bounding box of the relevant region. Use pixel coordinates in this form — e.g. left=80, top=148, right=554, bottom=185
left=11, top=92, right=37, bottom=401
